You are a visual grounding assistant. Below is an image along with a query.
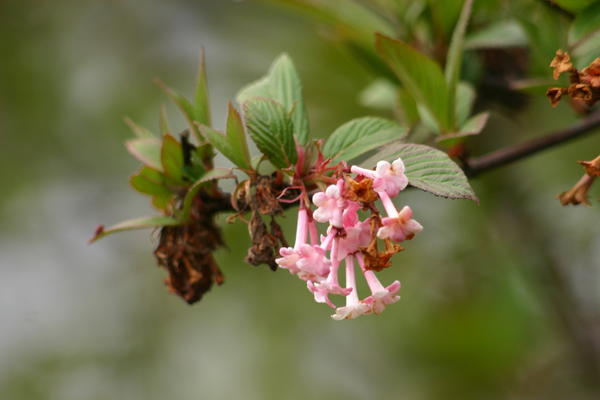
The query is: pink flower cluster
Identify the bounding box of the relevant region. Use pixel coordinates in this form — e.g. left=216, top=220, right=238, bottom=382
left=276, top=158, right=422, bottom=320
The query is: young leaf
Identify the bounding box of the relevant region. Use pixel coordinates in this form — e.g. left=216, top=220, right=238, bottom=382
left=90, top=216, right=180, bottom=243
left=375, top=33, right=453, bottom=133
left=130, top=167, right=173, bottom=197
left=125, top=138, right=162, bottom=170
left=243, top=98, right=297, bottom=169
left=361, top=143, right=478, bottom=201
left=124, top=117, right=154, bottom=138
left=194, top=49, right=211, bottom=126
left=436, top=112, right=489, bottom=144
left=161, top=134, right=185, bottom=183
left=159, top=104, right=171, bottom=135
left=569, top=2, right=600, bottom=65
left=323, top=117, right=406, bottom=160
left=359, top=79, right=397, bottom=110
left=155, top=79, right=202, bottom=141
left=237, top=54, right=309, bottom=145
left=225, top=103, right=251, bottom=169
left=552, top=0, right=595, bottom=13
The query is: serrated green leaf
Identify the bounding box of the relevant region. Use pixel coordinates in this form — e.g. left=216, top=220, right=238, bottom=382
left=194, top=49, right=211, bottom=126
left=376, top=33, right=453, bottom=133
left=244, top=98, right=297, bottom=169
left=177, top=168, right=235, bottom=222
left=465, top=20, right=528, bottom=49
left=323, top=117, right=405, bottom=160
left=124, top=117, right=154, bottom=138
left=161, top=134, right=185, bottom=183
left=89, top=216, right=180, bottom=243
left=237, top=54, right=309, bottom=145
left=361, top=143, right=477, bottom=201
left=125, top=138, right=162, bottom=170
left=335, top=127, right=407, bottom=162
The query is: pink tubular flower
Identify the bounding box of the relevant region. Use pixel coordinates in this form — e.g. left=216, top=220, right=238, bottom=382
left=312, top=181, right=346, bottom=227
left=377, top=206, right=423, bottom=242
left=332, top=256, right=370, bottom=320
left=351, top=158, right=408, bottom=197
left=359, top=255, right=401, bottom=314
left=336, top=219, right=371, bottom=260
left=295, top=244, right=331, bottom=281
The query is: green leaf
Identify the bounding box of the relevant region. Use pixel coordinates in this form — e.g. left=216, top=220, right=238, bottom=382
left=323, top=117, right=406, bottom=160
left=225, top=103, right=252, bottom=169
left=177, top=168, right=235, bottom=222
left=237, top=54, right=309, bottom=144
left=335, top=128, right=408, bottom=162
left=89, top=216, right=180, bottom=243
left=552, top=0, right=596, bottom=13
left=569, top=2, right=600, bottom=66
left=243, top=98, right=297, bottom=169
left=198, top=105, right=252, bottom=170
left=397, top=88, right=420, bottom=126
left=161, top=134, right=185, bottom=183
left=460, top=112, right=489, bottom=135
left=359, top=79, right=397, bottom=110
left=155, top=79, right=202, bottom=142
left=361, top=143, right=478, bottom=201
left=159, top=104, right=171, bottom=135
left=130, top=167, right=172, bottom=197
left=376, top=33, right=453, bottom=133
left=124, top=117, right=154, bottom=138
left=445, top=0, right=474, bottom=115
left=464, top=20, right=528, bottom=49
left=194, top=49, right=211, bottom=126
left=125, top=138, right=162, bottom=170
left=455, top=82, right=476, bottom=126
left=130, top=167, right=175, bottom=211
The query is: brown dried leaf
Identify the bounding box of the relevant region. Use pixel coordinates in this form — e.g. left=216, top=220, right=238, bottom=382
left=568, top=83, right=594, bottom=104
left=558, top=174, right=596, bottom=206
left=579, top=155, right=600, bottom=177
left=550, top=50, right=573, bottom=80
left=546, top=87, right=566, bottom=107
left=344, top=177, right=378, bottom=203
left=581, top=58, right=600, bottom=88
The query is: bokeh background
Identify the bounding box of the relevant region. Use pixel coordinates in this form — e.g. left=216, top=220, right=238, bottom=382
left=1, top=1, right=599, bottom=399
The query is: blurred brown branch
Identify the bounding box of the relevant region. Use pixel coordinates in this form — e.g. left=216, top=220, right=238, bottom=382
left=465, top=110, right=600, bottom=177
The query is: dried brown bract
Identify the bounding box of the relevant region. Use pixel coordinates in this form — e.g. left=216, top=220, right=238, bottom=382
left=547, top=51, right=600, bottom=109
left=579, top=155, right=600, bottom=177
left=558, top=174, right=595, bottom=206
left=154, top=197, right=225, bottom=304
left=344, top=177, right=378, bottom=203
left=245, top=212, right=283, bottom=271
left=550, top=50, right=574, bottom=80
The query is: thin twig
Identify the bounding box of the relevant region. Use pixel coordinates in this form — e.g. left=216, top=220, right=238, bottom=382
left=465, top=111, right=600, bottom=177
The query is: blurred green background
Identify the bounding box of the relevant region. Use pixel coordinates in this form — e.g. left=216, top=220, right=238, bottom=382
left=1, top=1, right=599, bottom=399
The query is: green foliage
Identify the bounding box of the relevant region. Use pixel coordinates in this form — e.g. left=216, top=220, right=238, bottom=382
left=243, top=98, right=297, bottom=169
left=125, top=138, right=163, bottom=170
left=194, top=50, right=211, bottom=126
left=362, top=143, right=478, bottom=201
left=464, top=20, right=528, bottom=49
left=199, top=103, right=252, bottom=170
left=124, top=117, right=155, bottom=138
left=376, top=33, right=453, bottom=133
left=323, top=117, right=407, bottom=161
left=130, top=167, right=175, bottom=211
left=237, top=54, right=309, bottom=145
left=160, top=134, right=185, bottom=184
left=553, top=0, right=596, bottom=13
left=570, top=2, right=600, bottom=66
left=89, top=216, right=181, bottom=243
left=176, top=168, right=235, bottom=221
